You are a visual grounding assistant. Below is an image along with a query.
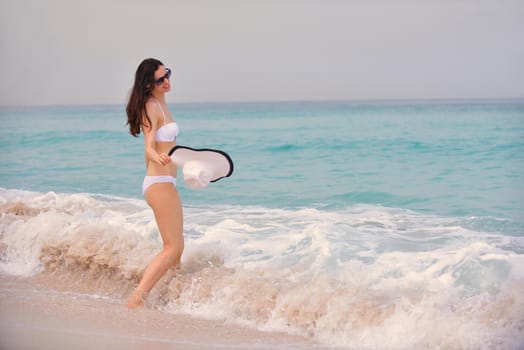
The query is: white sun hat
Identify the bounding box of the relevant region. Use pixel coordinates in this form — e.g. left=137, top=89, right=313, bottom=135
left=169, top=145, right=234, bottom=189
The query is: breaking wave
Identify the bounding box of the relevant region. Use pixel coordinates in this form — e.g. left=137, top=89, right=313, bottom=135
left=1, top=188, right=523, bottom=349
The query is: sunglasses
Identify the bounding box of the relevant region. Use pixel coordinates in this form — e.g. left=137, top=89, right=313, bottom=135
left=154, top=68, right=172, bottom=85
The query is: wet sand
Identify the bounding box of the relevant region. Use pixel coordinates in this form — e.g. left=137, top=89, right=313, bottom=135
left=0, top=275, right=323, bottom=350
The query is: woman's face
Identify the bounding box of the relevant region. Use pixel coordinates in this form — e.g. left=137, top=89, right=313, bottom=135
left=152, top=65, right=172, bottom=93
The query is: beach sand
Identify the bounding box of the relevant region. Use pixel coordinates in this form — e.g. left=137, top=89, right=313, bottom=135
left=0, top=274, right=323, bottom=350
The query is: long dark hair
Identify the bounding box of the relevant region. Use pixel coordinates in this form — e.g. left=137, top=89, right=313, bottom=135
left=126, top=58, right=164, bottom=137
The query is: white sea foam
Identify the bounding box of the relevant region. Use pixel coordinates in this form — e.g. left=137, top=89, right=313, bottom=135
left=1, top=188, right=523, bottom=349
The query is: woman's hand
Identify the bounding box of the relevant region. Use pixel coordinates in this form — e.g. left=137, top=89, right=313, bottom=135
left=155, top=152, right=171, bottom=166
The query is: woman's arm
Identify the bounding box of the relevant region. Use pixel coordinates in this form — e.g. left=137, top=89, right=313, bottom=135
left=142, top=101, right=171, bottom=166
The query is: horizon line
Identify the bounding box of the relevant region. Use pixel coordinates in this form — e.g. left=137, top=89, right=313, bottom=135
left=1, top=96, right=523, bottom=109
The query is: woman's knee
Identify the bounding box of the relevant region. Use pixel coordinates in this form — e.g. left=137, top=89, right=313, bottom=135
left=163, top=243, right=184, bottom=265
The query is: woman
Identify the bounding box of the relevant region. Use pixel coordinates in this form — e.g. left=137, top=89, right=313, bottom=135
left=125, top=58, right=183, bottom=308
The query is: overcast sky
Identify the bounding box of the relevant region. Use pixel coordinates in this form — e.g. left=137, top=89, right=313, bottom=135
left=1, top=0, right=523, bottom=106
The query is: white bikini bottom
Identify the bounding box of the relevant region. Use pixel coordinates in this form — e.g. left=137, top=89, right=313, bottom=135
left=142, top=176, right=177, bottom=195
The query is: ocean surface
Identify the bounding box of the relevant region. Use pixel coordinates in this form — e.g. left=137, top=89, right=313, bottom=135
left=1, top=100, right=523, bottom=349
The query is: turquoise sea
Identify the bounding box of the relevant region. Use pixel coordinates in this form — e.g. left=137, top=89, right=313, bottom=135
left=1, top=100, right=523, bottom=349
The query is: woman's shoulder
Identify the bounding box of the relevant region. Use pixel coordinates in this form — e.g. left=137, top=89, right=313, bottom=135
left=145, top=99, right=162, bottom=117
left=145, top=98, right=159, bottom=110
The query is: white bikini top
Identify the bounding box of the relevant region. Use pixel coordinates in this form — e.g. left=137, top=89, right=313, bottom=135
left=154, top=100, right=179, bottom=142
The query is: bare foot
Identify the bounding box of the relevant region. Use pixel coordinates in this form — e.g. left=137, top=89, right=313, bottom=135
left=126, top=289, right=147, bottom=308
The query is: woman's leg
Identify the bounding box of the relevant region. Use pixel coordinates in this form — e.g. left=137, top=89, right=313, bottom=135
left=127, top=183, right=184, bottom=308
